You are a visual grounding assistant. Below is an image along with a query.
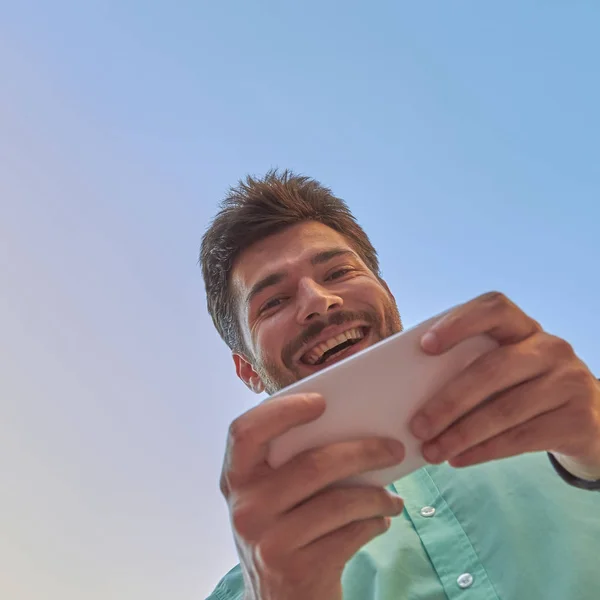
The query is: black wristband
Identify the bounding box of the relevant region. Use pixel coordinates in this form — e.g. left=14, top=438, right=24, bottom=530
left=547, top=452, right=600, bottom=491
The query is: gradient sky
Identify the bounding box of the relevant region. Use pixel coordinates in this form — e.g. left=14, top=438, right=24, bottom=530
left=1, top=3, right=599, bottom=599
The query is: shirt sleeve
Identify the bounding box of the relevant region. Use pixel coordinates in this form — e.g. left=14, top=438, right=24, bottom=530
left=205, top=565, right=245, bottom=600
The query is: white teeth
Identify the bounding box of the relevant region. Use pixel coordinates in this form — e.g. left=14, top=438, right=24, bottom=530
left=304, top=327, right=365, bottom=365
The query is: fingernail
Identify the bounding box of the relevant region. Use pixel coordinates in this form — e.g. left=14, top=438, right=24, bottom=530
left=389, top=494, right=405, bottom=513
left=421, top=331, right=440, bottom=353
left=424, top=443, right=442, bottom=463
left=305, top=393, right=324, bottom=403
left=411, top=414, right=430, bottom=440
left=385, top=439, right=405, bottom=459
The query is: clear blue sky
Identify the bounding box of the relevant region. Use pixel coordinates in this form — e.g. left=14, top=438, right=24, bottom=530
left=1, top=2, right=598, bottom=598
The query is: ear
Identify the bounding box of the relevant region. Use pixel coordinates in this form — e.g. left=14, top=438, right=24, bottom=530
left=233, top=353, right=265, bottom=394
left=380, top=278, right=395, bottom=300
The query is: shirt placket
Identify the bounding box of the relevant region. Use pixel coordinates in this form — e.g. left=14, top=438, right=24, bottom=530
left=391, top=468, right=500, bottom=600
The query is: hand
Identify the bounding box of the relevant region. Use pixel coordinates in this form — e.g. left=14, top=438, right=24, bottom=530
left=409, top=292, right=600, bottom=476
left=220, top=393, right=406, bottom=600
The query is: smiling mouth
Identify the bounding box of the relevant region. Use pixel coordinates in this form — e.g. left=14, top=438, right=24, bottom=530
left=300, top=326, right=370, bottom=366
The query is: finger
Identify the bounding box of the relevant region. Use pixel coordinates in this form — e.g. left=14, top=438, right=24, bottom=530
left=257, top=437, right=405, bottom=514
left=447, top=405, right=573, bottom=468
left=421, top=291, right=541, bottom=354
left=273, top=487, right=404, bottom=551
left=222, top=393, right=325, bottom=492
left=411, top=332, right=555, bottom=441
left=422, top=370, right=569, bottom=463
left=303, top=515, right=392, bottom=569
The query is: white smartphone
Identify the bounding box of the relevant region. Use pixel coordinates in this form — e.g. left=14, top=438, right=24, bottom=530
left=266, top=310, right=498, bottom=487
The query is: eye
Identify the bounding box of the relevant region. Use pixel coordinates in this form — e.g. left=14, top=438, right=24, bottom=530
left=327, top=268, right=353, bottom=281
left=259, top=297, right=285, bottom=314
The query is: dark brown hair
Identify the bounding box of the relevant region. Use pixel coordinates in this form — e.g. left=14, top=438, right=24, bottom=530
left=199, top=169, right=381, bottom=354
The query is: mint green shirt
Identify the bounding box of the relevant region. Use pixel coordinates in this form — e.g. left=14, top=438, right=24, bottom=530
left=207, top=452, right=600, bottom=599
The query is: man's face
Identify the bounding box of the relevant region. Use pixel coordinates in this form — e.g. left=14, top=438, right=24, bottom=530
left=231, top=221, right=402, bottom=394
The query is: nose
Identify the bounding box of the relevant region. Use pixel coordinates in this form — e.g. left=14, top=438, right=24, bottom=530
left=296, top=277, right=343, bottom=324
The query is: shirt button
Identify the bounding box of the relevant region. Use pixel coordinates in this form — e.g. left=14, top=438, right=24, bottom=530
left=457, top=573, right=474, bottom=589
left=420, top=506, right=436, bottom=517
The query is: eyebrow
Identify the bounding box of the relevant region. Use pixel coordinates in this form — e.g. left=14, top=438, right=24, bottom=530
left=244, top=248, right=356, bottom=307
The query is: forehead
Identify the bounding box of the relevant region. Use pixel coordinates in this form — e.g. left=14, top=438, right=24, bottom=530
left=231, top=221, right=355, bottom=292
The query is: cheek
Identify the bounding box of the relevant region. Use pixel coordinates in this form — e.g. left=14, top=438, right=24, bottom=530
left=255, top=322, right=287, bottom=363
left=350, top=279, right=390, bottom=305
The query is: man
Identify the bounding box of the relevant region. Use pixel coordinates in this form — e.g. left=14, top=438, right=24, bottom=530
left=201, top=170, right=600, bottom=600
